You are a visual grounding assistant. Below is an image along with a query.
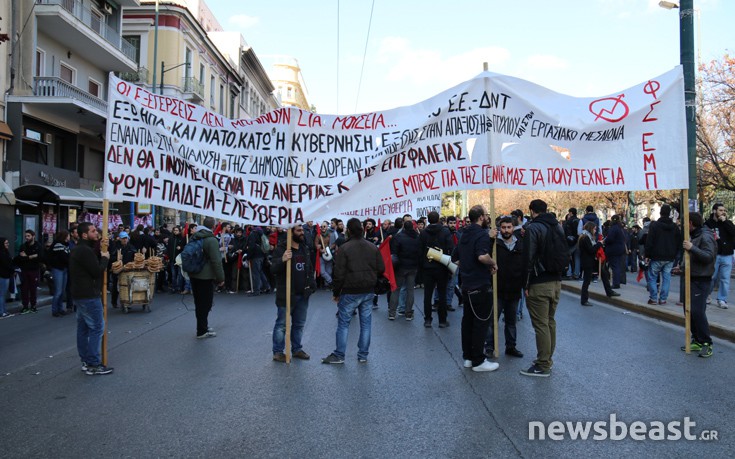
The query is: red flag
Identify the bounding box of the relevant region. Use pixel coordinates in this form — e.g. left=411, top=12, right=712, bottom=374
left=379, top=236, right=397, bottom=292
left=183, top=222, right=189, bottom=235
left=237, top=251, right=244, bottom=269
left=636, top=267, right=645, bottom=282
left=213, top=222, right=222, bottom=236
left=596, top=234, right=606, bottom=263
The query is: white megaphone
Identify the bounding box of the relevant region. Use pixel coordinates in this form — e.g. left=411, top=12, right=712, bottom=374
left=426, top=247, right=458, bottom=275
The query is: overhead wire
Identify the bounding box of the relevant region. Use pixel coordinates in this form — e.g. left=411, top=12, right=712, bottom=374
left=354, top=0, right=376, bottom=114
left=336, top=0, right=340, bottom=114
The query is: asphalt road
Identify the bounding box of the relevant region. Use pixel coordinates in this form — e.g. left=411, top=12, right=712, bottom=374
left=1, top=287, right=733, bottom=458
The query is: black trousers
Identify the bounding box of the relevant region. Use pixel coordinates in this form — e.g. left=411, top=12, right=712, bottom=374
left=690, top=280, right=712, bottom=344
left=462, top=286, right=493, bottom=366
left=223, top=259, right=233, bottom=291
left=190, top=277, right=214, bottom=336
left=485, top=296, right=519, bottom=350
left=423, top=268, right=448, bottom=323
left=581, top=264, right=613, bottom=303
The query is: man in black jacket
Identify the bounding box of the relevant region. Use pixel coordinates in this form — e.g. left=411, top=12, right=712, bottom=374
left=420, top=211, right=454, bottom=328
left=683, top=212, right=717, bottom=358
left=486, top=217, right=524, bottom=358
left=644, top=204, right=682, bottom=305
left=16, top=230, right=42, bottom=314
left=388, top=221, right=421, bottom=321
left=521, top=199, right=563, bottom=377
left=167, top=226, right=185, bottom=293
left=705, top=203, right=735, bottom=308
left=322, top=218, right=385, bottom=364
left=70, top=222, right=113, bottom=375
left=271, top=225, right=315, bottom=362
left=452, top=205, right=499, bottom=373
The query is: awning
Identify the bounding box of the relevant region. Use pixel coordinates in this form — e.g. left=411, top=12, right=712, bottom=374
left=0, top=121, right=13, bottom=141
left=0, top=177, right=15, bottom=205
left=13, top=184, right=108, bottom=203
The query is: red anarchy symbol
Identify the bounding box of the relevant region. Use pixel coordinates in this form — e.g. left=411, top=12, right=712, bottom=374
left=589, top=94, right=629, bottom=123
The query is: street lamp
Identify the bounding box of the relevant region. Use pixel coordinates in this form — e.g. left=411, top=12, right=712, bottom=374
left=160, top=61, right=190, bottom=95
left=660, top=0, right=697, bottom=210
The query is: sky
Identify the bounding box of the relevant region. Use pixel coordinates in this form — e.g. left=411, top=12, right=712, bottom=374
left=205, top=0, right=733, bottom=115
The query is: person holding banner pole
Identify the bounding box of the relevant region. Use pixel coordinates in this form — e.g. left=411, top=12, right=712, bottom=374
left=70, top=222, right=113, bottom=375
left=271, top=226, right=315, bottom=363
left=452, top=205, right=499, bottom=372
left=681, top=212, right=715, bottom=357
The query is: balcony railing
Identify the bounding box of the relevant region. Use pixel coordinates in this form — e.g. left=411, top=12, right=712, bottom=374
left=37, top=0, right=136, bottom=62
left=182, top=77, right=204, bottom=100
left=120, top=67, right=149, bottom=84
left=34, top=77, right=107, bottom=113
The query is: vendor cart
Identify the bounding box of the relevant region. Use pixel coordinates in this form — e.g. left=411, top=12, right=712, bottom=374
left=118, top=270, right=155, bottom=313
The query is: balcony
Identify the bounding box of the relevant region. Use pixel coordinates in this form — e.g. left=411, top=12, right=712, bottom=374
left=7, top=77, right=108, bottom=133
left=182, top=77, right=205, bottom=102
left=120, top=67, right=149, bottom=84
left=35, top=0, right=137, bottom=72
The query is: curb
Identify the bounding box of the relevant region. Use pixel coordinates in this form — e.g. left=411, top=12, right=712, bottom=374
left=561, top=282, right=735, bottom=343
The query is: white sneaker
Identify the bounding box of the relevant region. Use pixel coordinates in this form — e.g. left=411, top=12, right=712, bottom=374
left=463, top=360, right=473, bottom=368
left=196, top=331, right=217, bottom=339
left=472, top=360, right=500, bottom=372
left=718, top=300, right=729, bottom=309
left=706, top=297, right=712, bottom=305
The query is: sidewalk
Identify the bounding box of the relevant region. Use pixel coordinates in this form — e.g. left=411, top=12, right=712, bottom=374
left=562, top=270, right=735, bottom=342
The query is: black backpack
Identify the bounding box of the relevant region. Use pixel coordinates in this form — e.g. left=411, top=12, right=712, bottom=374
left=540, top=221, right=569, bottom=274
left=180, top=239, right=206, bottom=274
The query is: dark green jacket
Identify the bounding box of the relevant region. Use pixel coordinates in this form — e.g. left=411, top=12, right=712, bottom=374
left=189, top=228, right=225, bottom=283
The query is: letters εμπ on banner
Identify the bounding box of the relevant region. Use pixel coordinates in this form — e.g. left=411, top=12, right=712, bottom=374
left=104, top=67, right=686, bottom=228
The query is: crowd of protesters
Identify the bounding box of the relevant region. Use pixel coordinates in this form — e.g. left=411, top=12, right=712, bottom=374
left=0, top=200, right=727, bottom=373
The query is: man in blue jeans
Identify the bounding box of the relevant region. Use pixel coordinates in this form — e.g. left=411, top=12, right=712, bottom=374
left=271, top=225, right=315, bottom=362
left=322, top=218, right=385, bottom=364
left=644, top=205, right=682, bottom=305
left=69, top=222, right=113, bottom=375
left=705, top=203, right=735, bottom=309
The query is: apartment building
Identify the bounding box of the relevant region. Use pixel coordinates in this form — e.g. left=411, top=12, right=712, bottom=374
left=4, top=0, right=140, bottom=245
left=269, top=56, right=311, bottom=111
left=121, top=0, right=279, bottom=225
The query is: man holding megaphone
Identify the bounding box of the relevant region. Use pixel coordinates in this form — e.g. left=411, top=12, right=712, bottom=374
left=420, top=211, right=455, bottom=328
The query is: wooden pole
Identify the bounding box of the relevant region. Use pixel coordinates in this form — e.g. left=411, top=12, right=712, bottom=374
left=102, top=199, right=109, bottom=366
left=483, top=61, right=499, bottom=358
left=285, top=228, right=293, bottom=363
left=683, top=190, right=692, bottom=354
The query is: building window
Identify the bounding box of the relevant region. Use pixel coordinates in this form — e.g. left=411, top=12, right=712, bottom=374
left=185, top=47, right=193, bottom=79
left=59, top=63, right=75, bottom=85
left=35, top=49, right=46, bottom=77
left=199, top=63, right=205, bottom=85
left=88, top=78, right=101, bottom=97
left=210, top=75, right=216, bottom=107
left=123, top=35, right=141, bottom=65
left=287, top=87, right=292, bottom=100
left=219, top=84, right=224, bottom=114
left=230, top=91, right=236, bottom=118
left=91, top=9, right=103, bottom=34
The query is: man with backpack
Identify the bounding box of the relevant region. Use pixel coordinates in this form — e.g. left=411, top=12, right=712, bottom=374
left=186, top=217, right=224, bottom=339
left=522, top=199, right=568, bottom=377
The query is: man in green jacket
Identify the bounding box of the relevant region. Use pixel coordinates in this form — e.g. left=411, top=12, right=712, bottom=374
left=190, top=217, right=225, bottom=339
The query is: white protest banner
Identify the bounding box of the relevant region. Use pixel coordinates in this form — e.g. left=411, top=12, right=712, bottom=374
left=325, top=192, right=442, bottom=222
left=105, top=67, right=685, bottom=227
